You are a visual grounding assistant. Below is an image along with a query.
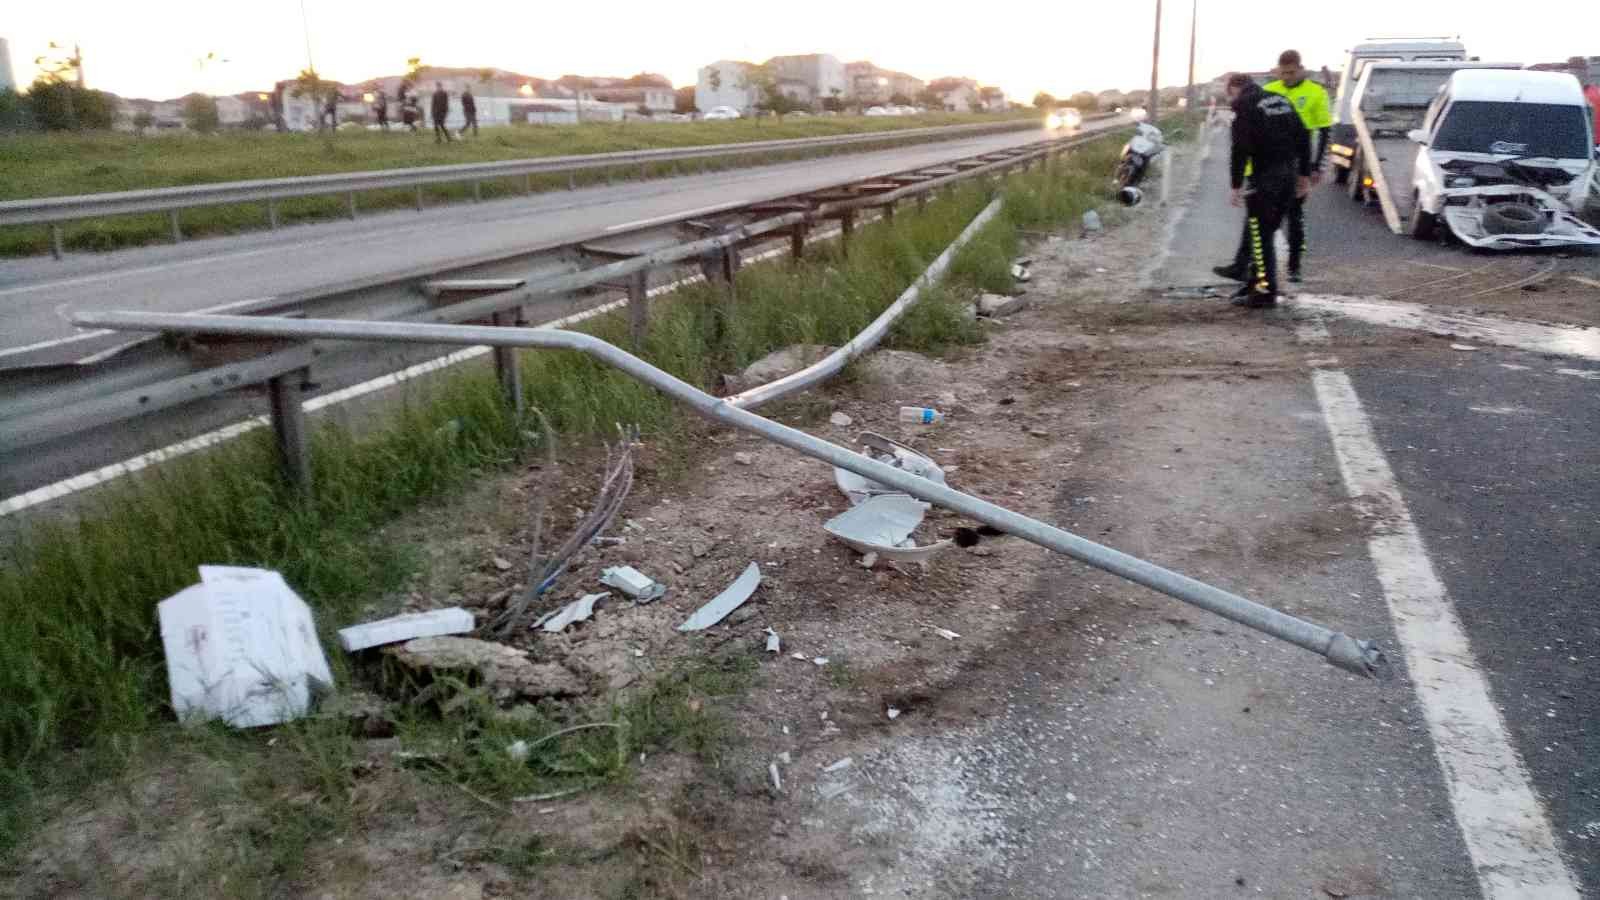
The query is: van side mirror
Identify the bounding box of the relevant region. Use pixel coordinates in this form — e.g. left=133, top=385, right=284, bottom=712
left=1407, top=129, right=1429, bottom=145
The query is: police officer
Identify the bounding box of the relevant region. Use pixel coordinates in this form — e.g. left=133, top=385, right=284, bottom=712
left=1222, top=71, right=1311, bottom=308
left=1216, top=51, right=1332, bottom=285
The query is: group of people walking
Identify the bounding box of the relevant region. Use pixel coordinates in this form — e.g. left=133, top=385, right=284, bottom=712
left=1214, top=49, right=1333, bottom=308
left=368, top=82, right=480, bottom=141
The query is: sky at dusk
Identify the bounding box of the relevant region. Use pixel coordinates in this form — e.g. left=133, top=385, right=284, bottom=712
left=5, top=1, right=1598, bottom=102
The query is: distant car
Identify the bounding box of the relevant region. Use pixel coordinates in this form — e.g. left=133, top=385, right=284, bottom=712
left=1046, top=108, right=1083, bottom=130
left=703, top=106, right=741, bottom=120
left=787, top=110, right=811, bottom=117
left=892, top=105, right=918, bottom=116
left=864, top=105, right=892, bottom=117
left=1129, top=107, right=1149, bottom=121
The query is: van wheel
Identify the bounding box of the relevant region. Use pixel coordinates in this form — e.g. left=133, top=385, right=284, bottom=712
left=1346, top=153, right=1365, bottom=202
left=1409, top=194, right=1439, bottom=241
left=1332, top=165, right=1350, bottom=186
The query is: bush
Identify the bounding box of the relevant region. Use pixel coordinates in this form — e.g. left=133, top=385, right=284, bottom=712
left=27, top=80, right=115, bottom=130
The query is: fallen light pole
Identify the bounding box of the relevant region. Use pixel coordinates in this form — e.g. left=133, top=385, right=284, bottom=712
left=72, top=307, right=1389, bottom=679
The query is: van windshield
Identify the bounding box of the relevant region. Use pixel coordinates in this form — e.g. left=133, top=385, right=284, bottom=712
left=1433, top=101, right=1591, bottom=159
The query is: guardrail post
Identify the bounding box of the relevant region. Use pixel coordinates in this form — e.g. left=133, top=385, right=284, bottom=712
left=916, top=191, right=928, bottom=213
left=267, top=200, right=280, bottom=230
left=882, top=201, right=895, bottom=222
left=790, top=224, right=806, bottom=261
left=626, top=270, right=649, bottom=352
left=346, top=192, right=358, bottom=220
left=839, top=210, right=856, bottom=257
left=50, top=225, right=65, bottom=260
left=523, top=173, right=533, bottom=195
left=567, top=172, right=576, bottom=191
left=415, top=185, right=425, bottom=212
left=168, top=211, right=182, bottom=244
left=472, top=181, right=482, bottom=202
left=267, top=368, right=313, bottom=495
left=491, top=311, right=525, bottom=415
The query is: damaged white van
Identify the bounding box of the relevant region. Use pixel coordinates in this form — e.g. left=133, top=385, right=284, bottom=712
left=1407, top=69, right=1600, bottom=248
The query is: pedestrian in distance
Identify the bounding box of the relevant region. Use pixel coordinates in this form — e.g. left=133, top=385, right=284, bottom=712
left=1220, top=71, right=1311, bottom=308
left=401, top=89, right=420, bottom=133
left=1215, top=51, right=1332, bottom=286
left=460, top=86, right=479, bottom=137
left=431, top=82, right=453, bottom=143
left=321, top=90, right=338, bottom=130
left=374, top=89, right=389, bottom=131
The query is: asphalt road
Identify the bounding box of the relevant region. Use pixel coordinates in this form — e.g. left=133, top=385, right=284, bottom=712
left=977, top=125, right=1596, bottom=896
left=0, top=122, right=1115, bottom=351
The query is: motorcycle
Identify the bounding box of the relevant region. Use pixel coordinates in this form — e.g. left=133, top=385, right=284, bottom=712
left=1114, top=123, right=1166, bottom=206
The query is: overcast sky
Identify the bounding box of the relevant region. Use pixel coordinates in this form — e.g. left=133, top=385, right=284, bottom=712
left=6, top=1, right=1597, bottom=101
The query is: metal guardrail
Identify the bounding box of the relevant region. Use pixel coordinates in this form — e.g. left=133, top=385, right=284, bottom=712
left=0, top=118, right=1067, bottom=258
left=70, top=306, right=1389, bottom=680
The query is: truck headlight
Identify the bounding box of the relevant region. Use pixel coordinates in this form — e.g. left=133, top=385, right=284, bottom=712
left=1046, top=113, right=1062, bottom=129
left=1448, top=176, right=1476, bottom=188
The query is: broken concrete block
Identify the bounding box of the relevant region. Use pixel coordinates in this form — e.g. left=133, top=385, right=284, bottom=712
left=159, top=566, right=334, bottom=729
left=977, top=293, right=1032, bottom=318
left=338, top=607, right=475, bottom=652
left=385, top=636, right=584, bottom=701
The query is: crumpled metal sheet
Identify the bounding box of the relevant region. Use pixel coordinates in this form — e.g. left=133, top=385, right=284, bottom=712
left=823, top=494, right=953, bottom=562
left=535, top=592, right=609, bottom=633
left=834, top=432, right=947, bottom=506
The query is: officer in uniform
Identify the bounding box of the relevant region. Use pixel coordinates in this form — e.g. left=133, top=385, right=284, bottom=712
left=1216, top=50, right=1331, bottom=285
left=1222, top=71, right=1311, bottom=308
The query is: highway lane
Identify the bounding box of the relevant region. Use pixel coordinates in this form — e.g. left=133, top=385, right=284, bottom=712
left=0, top=121, right=1119, bottom=351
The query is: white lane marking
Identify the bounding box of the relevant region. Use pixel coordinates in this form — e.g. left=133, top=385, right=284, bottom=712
left=601, top=202, right=738, bottom=233
left=1, top=296, right=280, bottom=363
left=0, top=245, right=293, bottom=298
left=0, top=329, right=113, bottom=360
left=1297, top=321, right=1581, bottom=900
left=1294, top=293, right=1600, bottom=362
left=1404, top=260, right=1465, bottom=272
left=0, top=229, right=827, bottom=517
left=1555, top=368, right=1600, bottom=381
left=1568, top=276, right=1600, bottom=290
left=1467, top=405, right=1534, bottom=415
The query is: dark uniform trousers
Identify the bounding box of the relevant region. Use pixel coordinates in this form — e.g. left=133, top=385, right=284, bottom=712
left=1242, top=165, right=1297, bottom=297
left=1233, top=195, right=1305, bottom=275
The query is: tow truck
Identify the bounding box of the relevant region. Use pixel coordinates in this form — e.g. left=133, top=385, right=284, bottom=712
left=1329, top=38, right=1467, bottom=185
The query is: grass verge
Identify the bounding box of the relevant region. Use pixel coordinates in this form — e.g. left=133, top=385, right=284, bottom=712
left=0, top=127, right=1131, bottom=871
left=0, top=111, right=1037, bottom=256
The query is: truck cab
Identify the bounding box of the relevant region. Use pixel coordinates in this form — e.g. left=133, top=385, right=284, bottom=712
left=1407, top=68, right=1600, bottom=248
left=1329, top=39, right=1467, bottom=183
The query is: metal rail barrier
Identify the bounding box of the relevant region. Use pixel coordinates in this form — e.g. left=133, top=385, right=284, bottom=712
left=70, top=307, right=1389, bottom=680
left=1, top=127, right=1098, bottom=477
left=0, top=117, right=1093, bottom=259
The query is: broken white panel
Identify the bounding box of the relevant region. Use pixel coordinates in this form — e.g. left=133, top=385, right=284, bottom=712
left=834, top=433, right=947, bottom=505
left=600, top=565, right=666, bottom=603
left=678, top=563, right=762, bottom=632
left=161, top=566, right=333, bottom=728
left=539, top=593, right=609, bottom=633
left=765, top=628, right=781, bottom=653
left=337, top=607, right=475, bottom=652
left=824, top=493, right=953, bottom=563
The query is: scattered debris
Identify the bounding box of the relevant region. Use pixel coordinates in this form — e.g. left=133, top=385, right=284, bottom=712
left=818, top=780, right=856, bottom=801
left=677, top=563, right=762, bottom=632
left=600, top=565, right=667, bottom=604
left=887, top=707, right=902, bottom=720
left=338, top=607, right=475, bottom=652
left=535, top=593, right=609, bottom=633
left=1011, top=262, right=1033, bottom=283
left=858, top=552, right=880, bottom=569
left=791, top=652, right=808, bottom=662
left=492, top=556, right=514, bottom=572
left=765, top=628, right=781, bottom=653
left=977, top=293, right=1032, bottom=318
left=733, top=452, right=755, bottom=466
left=829, top=411, right=854, bottom=427
left=824, top=494, right=954, bottom=563
left=385, top=636, right=585, bottom=702
left=834, top=432, right=948, bottom=505
left=778, top=751, right=792, bottom=764
left=1081, top=209, right=1104, bottom=233
left=158, top=566, right=333, bottom=728
left=898, top=405, right=945, bottom=425
left=507, top=740, right=531, bottom=763
left=813, top=656, right=829, bottom=666
left=933, top=627, right=962, bottom=641
left=1450, top=344, right=1479, bottom=352
left=490, top=419, right=637, bottom=635
left=769, top=762, right=784, bottom=793
left=823, top=757, right=854, bottom=774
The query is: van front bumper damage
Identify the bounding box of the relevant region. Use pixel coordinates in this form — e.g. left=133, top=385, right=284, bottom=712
left=1439, top=185, right=1600, bottom=250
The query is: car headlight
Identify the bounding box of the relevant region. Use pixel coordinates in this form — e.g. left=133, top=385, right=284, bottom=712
left=1046, top=114, right=1062, bottom=129
left=1447, top=176, right=1476, bottom=188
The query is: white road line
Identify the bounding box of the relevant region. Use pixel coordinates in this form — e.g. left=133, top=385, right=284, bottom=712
left=1569, top=276, right=1600, bottom=290
left=1294, top=294, right=1600, bottom=362
left=1404, top=260, right=1465, bottom=272
left=1296, top=319, right=1580, bottom=899
left=601, top=202, right=738, bottom=233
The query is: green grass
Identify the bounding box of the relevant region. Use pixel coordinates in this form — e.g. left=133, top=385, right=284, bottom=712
left=0, top=111, right=1038, bottom=256
left=0, top=130, right=1130, bottom=862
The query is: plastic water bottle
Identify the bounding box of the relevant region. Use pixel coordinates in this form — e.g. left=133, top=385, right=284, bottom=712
left=899, top=406, right=944, bottom=425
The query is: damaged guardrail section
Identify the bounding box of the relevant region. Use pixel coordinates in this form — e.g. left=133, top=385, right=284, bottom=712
left=71, top=307, right=1389, bottom=680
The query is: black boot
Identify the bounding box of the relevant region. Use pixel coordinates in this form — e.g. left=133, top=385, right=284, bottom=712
left=1213, top=264, right=1248, bottom=282
left=1231, top=290, right=1278, bottom=308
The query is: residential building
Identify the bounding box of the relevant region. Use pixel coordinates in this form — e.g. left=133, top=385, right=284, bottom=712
left=580, top=85, right=675, bottom=114
left=696, top=60, right=758, bottom=113
left=764, top=53, right=846, bottom=108
left=977, top=85, right=1006, bottom=112
left=928, top=77, right=979, bottom=112
left=845, top=61, right=924, bottom=105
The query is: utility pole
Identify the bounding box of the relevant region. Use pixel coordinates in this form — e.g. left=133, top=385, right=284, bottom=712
left=1185, top=0, right=1197, bottom=113
left=1149, top=0, right=1162, bottom=122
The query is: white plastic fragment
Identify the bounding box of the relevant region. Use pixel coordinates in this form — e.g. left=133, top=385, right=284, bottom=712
left=537, top=593, right=609, bottom=633
left=338, top=607, right=475, bottom=652
left=765, top=628, right=781, bottom=653
left=813, top=657, right=829, bottom=666
left=824, top=494, right=954, bottom=563
left=600, top=565, right=666, bottom=603
left=677, top=563, right=762, bottom=632
left=160, top=566, right=333, bottom=729
left=508, top=740, right=530, bottom=762
left=778, top=751, right=792, bottom=764
left=791, top=652, right=808, bottom=661
left=933, top=627, right=961, bottom=641
left=769, top=762, right=783, bottom=792
left=1451, top=344, right=1479, bottom=352
left=1011, top=262, right=1033, bottom=282
left=1082, top=209, right=1104, bottom=232
left=859, top=552, right=879, bottom=569
left=823, top=757, right=854, bottom=774
left=833, top=433, right=947, bottom=506
left=887, top=707, right=902, bottom=720
left=830, top=411, right=853, bottom=426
